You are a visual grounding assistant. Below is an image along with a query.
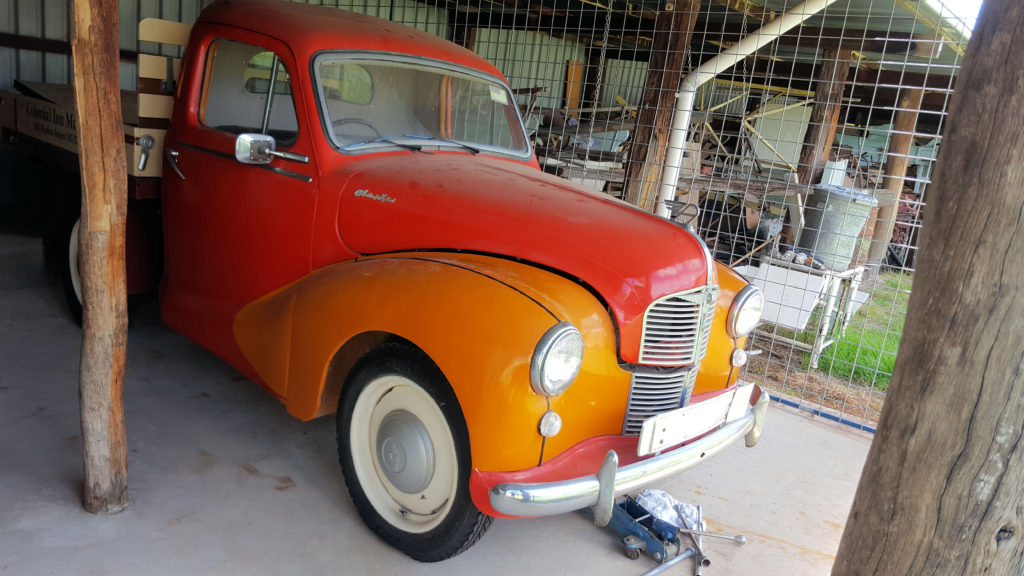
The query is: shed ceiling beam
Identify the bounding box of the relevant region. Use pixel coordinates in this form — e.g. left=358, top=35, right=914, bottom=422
left=893, top=0, right=967, bottom=58
left=738, top=57, right=956, bottom=91
left=710, top=24, right=922, bottom=54
left=712, top=0, right=775, bottom=22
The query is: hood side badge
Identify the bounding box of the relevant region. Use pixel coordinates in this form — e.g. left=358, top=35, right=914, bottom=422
left=354, top=188, right=396, bottom=204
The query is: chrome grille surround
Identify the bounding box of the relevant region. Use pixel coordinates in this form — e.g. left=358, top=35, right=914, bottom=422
left=622, top=369, right=699, bottom=436
left=638, top=285, right=719, bottom=366
left=624, top=284, right=719, bottom=436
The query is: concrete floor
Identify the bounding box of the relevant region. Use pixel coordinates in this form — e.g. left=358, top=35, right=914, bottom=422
left=0, top=232, right=873, bottom=575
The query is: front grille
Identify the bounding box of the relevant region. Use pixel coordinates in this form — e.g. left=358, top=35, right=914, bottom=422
left=622, top=369, right=699, bottom=435
left=625, top=285, right=718, bottom=435
left=638, top=285, right=718, bottom=366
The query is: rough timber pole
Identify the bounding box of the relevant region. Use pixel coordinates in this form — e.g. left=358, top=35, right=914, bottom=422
left=863, top=87, right=924, bottom=277
left=796, top=48, right=851, bottom=188
left=831, top=0, right=1024, bottom=573
left=622, top=0, right=700, bottom=212
left=71, top=0, right=129, bottom=513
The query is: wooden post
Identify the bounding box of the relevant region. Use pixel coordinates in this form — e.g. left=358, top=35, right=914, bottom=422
left=72, top=0, right=129, bottom=513
left=583, top=46, right=607, bottom=123
left=452, top=25, right=476, bottom=50
left=622, top=0, right=699, bottom=212
left=863, top=87, right=924, bottom=276
left=831, top=0, right=1024, bottom=573
left=796, top=49, right=851, bottom=188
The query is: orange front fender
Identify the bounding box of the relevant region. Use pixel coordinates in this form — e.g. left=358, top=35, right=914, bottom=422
left=234, top=253, right=627, bottom=472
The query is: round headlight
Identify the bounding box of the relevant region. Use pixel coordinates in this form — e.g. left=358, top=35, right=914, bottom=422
left=728, top=284, right=764, bottom=338
left=530, top=322, right=584, bottom=396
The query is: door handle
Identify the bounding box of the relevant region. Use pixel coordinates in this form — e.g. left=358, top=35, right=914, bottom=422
left=165, top=148, right=185, bottom=180
left=137, top=135, right=155, bottom=171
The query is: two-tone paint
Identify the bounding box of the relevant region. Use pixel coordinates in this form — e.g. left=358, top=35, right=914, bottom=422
left=160, top=0, right=758, bottom=521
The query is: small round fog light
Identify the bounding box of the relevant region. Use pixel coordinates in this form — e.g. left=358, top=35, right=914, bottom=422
left=731, top=348, right=748, bottom=368
left=538, top=411, right=562, bottom=438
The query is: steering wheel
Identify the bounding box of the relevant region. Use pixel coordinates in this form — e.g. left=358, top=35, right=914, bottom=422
left=332, top=117, right=381, bottom=140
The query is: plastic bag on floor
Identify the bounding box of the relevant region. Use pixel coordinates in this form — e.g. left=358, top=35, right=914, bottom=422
left=635, top=488, right=705, bottom=531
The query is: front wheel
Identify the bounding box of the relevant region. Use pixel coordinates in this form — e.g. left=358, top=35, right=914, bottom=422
left=337, top=343, right=493, bottom=562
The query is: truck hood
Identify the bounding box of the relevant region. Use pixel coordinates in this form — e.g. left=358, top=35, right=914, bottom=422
left=336, top=153, right=712, bottom=363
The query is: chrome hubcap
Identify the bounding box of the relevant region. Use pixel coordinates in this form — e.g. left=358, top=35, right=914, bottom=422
left=376, top=409, right=435, bottom=494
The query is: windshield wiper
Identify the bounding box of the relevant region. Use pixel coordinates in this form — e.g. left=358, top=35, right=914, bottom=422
left=403, top=134, right=479, bottom=155
left=340, top=136, right=422, bottom=152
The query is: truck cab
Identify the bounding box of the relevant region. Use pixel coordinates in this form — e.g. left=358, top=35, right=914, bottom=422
left=158, top=0, right=767, bottom=561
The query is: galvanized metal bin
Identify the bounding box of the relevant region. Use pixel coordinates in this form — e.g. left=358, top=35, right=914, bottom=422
left=798, top=184, right=879, bottom=271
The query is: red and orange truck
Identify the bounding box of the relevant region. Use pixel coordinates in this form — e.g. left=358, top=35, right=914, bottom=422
left=1, top=0, right=767, bottom=561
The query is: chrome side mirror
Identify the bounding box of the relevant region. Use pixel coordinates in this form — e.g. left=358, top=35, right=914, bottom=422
left=235, top=133, right=310, bottom=165
left=235, top=133, right=275, bottom=164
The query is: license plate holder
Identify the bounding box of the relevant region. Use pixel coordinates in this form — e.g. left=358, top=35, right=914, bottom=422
left=637, top=383, right=755, bottom=457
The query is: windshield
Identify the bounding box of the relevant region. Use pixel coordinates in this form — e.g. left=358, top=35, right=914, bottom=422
left=315, top=55, right=531, bottom=158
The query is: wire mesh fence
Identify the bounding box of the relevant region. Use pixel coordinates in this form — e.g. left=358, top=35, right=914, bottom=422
left=333, top=0, right=972, bottom=430
left=1, top=0, right=978, bottom=430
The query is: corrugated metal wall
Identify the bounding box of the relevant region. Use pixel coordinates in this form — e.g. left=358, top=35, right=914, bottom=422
left=602, top=58, right=646, bottom=108
left=330, top=0, right=448, bottom=38
left=2, top=0, right=592, bottom=114
left=120, top=0, right=212, bottom=87
left=0, top=0, right=449, bottom=90
left=1, top=0, right=72, bottom=86
left=473, top=29, right=586, bottom=110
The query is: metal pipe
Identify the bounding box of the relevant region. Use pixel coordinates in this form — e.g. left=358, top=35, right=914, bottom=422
left=654, top=0, right=841, bottom=218
left=676, top=527, right=747, bottom=544
left=641, top=547, right=697, bottom=576
left=259, top=54, right=280, bottom=135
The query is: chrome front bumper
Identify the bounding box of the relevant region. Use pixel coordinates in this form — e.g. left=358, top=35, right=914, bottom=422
left=489, top=384, right=768, bottom=521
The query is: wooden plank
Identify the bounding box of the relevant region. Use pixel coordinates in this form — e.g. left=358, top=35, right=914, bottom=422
left=137, top=92, right=173, bottom=119
left=137, top=53, right=181, bottom=81
left=564, top=60, right=584, bottom=119
left=832, top=0, right=1024, bottom=572
left=0, top=91, right=17, bottom=133
left=137, top=17, right=191, bottom=47
left=72, top=0, right=129, bottom=515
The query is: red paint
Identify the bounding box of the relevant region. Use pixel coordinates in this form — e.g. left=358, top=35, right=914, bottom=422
left=161, top=23, right=323, bottom=369
left=161, top=0, right=711, bottom=368
left=332, top=153, right=709, bottom=364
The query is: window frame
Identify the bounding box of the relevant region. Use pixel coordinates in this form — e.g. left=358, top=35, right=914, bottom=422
left=198, top=37, right=301, bottom=147
left=311, top=50, right=532, bottom=160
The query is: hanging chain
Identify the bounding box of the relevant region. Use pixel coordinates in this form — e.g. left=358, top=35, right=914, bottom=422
left=585, top=1, right=614, bottom=147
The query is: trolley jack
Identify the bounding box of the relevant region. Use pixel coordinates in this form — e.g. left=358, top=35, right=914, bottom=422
left=599, top=495, right=745, bottom=575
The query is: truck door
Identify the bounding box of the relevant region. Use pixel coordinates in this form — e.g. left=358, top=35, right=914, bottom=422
left=162, top=32, right=317, bottom=373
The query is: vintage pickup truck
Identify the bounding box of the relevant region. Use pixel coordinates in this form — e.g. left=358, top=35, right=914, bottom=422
left=1, top=0, right=768, bottom=562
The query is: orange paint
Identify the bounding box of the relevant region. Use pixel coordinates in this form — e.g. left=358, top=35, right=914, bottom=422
left=693, top=262, right=748, bottom=395
left=235, top=252, right=632, bottom=472
left=234, top=252, right=752, bottom=474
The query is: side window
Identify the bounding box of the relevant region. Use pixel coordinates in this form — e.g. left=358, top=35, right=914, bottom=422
left=200, top=39, right=298, bottom=146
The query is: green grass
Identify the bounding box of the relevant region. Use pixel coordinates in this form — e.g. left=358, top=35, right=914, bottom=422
left=811, top=271, right=912, bottom=390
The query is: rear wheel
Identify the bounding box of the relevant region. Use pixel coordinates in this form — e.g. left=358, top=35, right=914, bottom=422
left=62, top=217, right=83, bottom=325
left=337, top=343, right=492, bottom=561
